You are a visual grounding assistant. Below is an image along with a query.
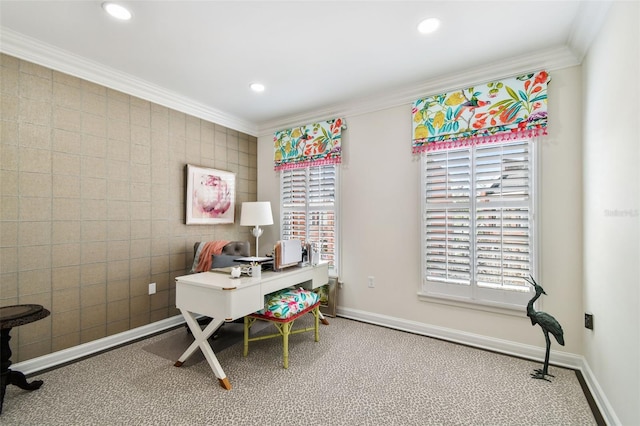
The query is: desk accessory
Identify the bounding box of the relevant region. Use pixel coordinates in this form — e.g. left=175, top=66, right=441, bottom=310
left=230, top=266, right=241, bottom=278
left=273, top=239, right=302, bottom=271
left=240, top=201, right=273, bottom=257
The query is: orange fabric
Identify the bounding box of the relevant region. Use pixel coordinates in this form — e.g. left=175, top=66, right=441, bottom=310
left=195, top=240, right=230, bottom=272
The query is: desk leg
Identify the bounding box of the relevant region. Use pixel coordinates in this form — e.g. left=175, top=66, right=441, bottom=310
left=174, top=310, right=231, bottom=390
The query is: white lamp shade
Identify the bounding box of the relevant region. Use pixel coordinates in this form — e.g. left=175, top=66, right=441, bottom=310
left=240, top=201, right=273, bottom=226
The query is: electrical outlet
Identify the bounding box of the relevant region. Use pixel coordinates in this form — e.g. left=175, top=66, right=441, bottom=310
left=148, top=282, right=156, bottom=295
left=368, top=276, right=375, bottom=288
left=584, top=313, right=593, bottom=330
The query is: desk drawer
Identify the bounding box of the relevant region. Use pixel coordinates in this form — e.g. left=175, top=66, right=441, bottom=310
left=176, top=282, right=262, bottom=320
left=311, top=262, right=329, bottom=288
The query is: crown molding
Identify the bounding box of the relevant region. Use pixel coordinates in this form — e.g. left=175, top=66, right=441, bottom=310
left=2, top=22, right=593, bottom=140
left=257, top=44, right=581, bottom=136
left=567, top=0, right=613, bottom=62
left=0, top=27, right=258, bottom=136
left=257, top=1, right=612, bottom=136
left=258, top=0, right=612, bottom=136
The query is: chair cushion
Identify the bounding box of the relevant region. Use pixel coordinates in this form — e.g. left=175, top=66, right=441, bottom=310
left=220, top=241, right=250, bottom=256
left=255, top=288, right=319, bottom=320
left=211, top=254, right=242, bottom=269
left=190, top=241, right=250, bottom=272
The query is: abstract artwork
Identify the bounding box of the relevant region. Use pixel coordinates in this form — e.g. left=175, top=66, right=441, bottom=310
left=185, top=164, right=235, bottom=225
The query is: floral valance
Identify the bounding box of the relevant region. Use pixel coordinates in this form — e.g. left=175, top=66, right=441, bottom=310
left=274, top=118, right=346, bottom=171
left=412, top=70, right=549, bottom=153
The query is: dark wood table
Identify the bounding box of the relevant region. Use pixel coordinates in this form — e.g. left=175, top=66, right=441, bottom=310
left=0, top=304, right=50, bottom=414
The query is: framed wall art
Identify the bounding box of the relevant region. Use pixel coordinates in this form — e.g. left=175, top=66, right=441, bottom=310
left=185, top=164, right=235, bottom=225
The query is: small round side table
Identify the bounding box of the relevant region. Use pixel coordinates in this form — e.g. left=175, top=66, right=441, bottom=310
left=0, top=304, right=50, bottom=415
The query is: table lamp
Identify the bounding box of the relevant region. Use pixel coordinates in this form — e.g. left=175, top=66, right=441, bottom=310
left=240, top=201, right=273, bottom=257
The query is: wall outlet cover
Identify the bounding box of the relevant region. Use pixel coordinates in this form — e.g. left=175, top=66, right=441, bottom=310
left=584, top=313, right=593, bottom=330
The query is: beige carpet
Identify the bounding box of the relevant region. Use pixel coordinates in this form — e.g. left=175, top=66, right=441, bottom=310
left=139, top=321, right=267, bottom=367
left=2, top=316, right=599, bottom=425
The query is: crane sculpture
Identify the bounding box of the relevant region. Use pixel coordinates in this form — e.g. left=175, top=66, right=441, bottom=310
left=524, top=276, right=565, bottom=382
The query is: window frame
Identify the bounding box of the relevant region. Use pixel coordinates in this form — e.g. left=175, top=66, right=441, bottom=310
left=279, top=164, right=340, bottom=277
left=419, top=138, right=539, bottom=313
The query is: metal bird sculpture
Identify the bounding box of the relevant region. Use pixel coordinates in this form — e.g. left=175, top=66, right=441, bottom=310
left=524, top=275, right=565, bottom=381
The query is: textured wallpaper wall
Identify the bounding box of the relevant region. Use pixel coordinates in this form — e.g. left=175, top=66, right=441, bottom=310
left=0, top=53, right=258, bottom=362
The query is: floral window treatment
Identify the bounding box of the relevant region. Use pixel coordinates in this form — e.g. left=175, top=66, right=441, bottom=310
left=412, top=70, right=549, bottom=153
left=274, top=118, right=346, bottom=171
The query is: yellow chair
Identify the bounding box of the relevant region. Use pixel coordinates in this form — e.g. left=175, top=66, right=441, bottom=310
left=243, top=289, right=320, bottom=369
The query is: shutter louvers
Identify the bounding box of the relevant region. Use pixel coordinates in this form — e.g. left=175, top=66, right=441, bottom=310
left=282, top=210, right=306, bottom=241
left=425, top=208, right=471, bottom=283
left=474, top=141, right=531, bottom=291
left=422, top=138, right=536, bottom=306
left=309, top=166, right=336, bottom=206
left=425, top=149, right=472, bottom=285
left=281, top=168, right=308, bottom=241
left=281, top=168, right=307, bottom=207
left=308, top=210, right=336, bottom=265
left=308, top=165, right=336, bottom=265
left=281, top=165, right=338, bottom=271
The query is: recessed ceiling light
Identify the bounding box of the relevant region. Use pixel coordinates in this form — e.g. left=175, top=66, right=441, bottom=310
left=250, top=83, right=265, bottom=93
left=102, top=2, right=132, bottom=20
left=417, top=18, right=440, bottom=34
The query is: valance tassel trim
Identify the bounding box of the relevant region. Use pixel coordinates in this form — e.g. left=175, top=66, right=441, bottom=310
left=412, top=128, right=547, bottom=154
left=274, top=156, right=342, bottom=171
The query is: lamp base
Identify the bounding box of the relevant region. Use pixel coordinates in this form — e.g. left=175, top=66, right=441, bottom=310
left=252, top=226, right=263, bottom=257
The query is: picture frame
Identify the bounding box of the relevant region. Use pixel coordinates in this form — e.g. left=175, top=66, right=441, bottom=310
left=185, top=164, right=235, bottom=225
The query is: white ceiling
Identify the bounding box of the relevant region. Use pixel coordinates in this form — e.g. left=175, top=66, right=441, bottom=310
left=0, top=1, right=609, bottom=135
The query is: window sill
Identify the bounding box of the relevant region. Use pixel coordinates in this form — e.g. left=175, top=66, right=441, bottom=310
left=417, top=291, right=528, bottom=318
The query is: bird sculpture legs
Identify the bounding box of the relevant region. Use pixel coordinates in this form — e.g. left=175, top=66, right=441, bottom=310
left=531, top=330, right=555, bottom=381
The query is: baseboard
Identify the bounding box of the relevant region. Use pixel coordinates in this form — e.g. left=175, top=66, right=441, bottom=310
left=578, top=357, right=621, bottom=426
left=337, top=306, right=582, bottom=367
left=12, top=315, right=185, bottom=376
left=337, top=306, right=618, bottom=426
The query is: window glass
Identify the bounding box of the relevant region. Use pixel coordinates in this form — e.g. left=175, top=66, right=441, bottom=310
left=281, top=164, right=339, bottom=275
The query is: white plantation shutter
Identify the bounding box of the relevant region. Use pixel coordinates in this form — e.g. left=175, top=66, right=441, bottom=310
left=308, top=166, right=337, bottom=267
left=422, top=139, right=535, bottom=308
left=281, top=164, right=338, bottom=274
left=281, top=168, right=307, bottom=241
left=474, top=141, right=532, bottom=292
left=425, top=149, right=472, bottom=285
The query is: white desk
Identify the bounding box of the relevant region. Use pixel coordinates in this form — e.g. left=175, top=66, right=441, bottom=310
left=174, top=263, right=328, bottom=390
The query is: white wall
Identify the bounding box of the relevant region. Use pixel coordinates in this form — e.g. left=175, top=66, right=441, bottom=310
left=258, top=66, right=585, bottom=355
left=582, top=1, right=640, bottom=425
left=229, top=6, right=640, bottom=424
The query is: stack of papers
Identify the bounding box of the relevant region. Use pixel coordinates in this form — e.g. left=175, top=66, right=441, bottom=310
left=235, top=256, right=272, bottom=263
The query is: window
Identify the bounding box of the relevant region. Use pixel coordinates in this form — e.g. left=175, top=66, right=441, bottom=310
left=280, top=164, right=339, bottom=276
left=420, top=139, right=536, bottom=309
